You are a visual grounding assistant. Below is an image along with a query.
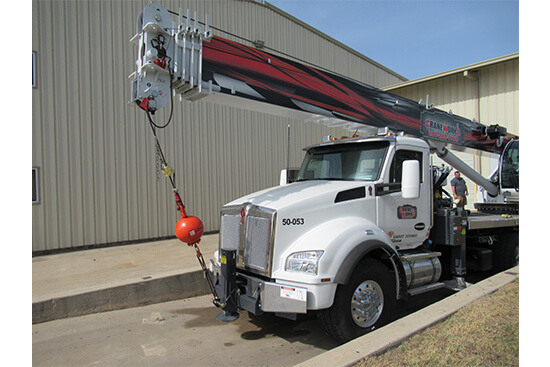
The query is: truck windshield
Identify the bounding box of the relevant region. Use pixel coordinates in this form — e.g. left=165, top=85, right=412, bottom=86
left=296, top=141, right=389, bottom=181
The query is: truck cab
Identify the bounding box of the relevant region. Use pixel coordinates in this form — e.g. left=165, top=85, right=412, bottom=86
left=211, top=134, right=440, bottom=341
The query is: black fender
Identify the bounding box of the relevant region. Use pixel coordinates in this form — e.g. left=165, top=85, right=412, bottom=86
left=333, top=240, right=408, bottom=300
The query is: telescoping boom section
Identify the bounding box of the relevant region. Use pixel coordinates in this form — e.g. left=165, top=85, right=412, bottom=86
left=130, top=2, right=516, bottom=154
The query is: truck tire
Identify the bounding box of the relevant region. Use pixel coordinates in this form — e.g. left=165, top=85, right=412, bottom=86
left=319, top=258, right=396, bottom=343
left=493, top=231, right=519, bottom=272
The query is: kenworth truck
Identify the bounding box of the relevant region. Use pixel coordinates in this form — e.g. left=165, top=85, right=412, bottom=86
left=130, top=3, right=519, bottom=342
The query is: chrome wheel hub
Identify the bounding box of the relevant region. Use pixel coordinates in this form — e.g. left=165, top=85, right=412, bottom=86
left=350, top=280, right=384, bottom=328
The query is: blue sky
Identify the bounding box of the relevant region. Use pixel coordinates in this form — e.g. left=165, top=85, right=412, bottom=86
left=268, top=0, right=519, bottom=80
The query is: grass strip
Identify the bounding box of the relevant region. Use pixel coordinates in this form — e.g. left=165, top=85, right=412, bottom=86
left=355, top=279, right=519, bottom=367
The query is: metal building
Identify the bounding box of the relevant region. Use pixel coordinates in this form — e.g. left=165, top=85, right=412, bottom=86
left=383, top=53, right=519, bottom=206
left=32, top=0, right=407, bottom=253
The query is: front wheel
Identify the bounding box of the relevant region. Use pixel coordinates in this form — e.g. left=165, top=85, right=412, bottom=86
left=319, top=258, right=396, bottom=343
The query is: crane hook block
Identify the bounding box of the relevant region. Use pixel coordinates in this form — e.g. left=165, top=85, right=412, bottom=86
left=175, top=216, right=204, bottom=245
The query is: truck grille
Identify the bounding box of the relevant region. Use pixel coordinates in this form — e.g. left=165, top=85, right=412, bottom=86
left=220, top=204, right=276, bottom=277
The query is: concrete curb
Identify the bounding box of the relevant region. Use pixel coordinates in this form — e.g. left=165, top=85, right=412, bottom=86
left=32, top=270, right=211, bottom=324
left=295, top=266, right=519, bottom=367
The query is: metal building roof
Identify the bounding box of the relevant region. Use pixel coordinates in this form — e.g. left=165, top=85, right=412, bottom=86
left=383, top=53, right=519, bottom=91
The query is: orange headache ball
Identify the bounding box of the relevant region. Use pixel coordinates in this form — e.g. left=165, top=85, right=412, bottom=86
left=175, top=216, right=204, bottom=244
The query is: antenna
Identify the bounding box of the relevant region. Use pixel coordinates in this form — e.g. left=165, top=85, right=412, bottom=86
left=286, top=124, right=291, bottom=172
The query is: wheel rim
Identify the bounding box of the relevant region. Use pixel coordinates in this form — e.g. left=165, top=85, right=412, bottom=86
left=350, top=280, right=384, bottom=328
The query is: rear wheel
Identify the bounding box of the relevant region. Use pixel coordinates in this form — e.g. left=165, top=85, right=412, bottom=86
left=319, top=258, right=396, bottom=343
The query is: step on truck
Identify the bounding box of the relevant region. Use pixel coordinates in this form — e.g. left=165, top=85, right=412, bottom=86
left=129, top=3, right=519, bottom=342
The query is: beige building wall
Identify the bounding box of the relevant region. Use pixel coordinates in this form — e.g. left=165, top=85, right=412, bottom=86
left=384, top=55, right=519, bottom=208
left=32, top=0, right=406, bottom=252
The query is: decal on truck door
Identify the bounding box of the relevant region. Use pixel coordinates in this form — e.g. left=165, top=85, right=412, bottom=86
left=397, top=205, right=417, bottom=219
left=388, top=231, right=418, bottom=243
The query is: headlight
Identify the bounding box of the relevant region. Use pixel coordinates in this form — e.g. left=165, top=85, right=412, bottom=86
left=285, top=251, right=324, bottom=275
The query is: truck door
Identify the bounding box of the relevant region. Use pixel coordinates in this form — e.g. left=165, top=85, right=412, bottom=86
left=376, top=147, right=431, bottom=249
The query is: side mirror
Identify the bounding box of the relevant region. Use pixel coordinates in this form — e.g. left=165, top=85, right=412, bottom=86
left=402, top=160, right=420, bottom=199
left=280, top=169, right=289, bottom=186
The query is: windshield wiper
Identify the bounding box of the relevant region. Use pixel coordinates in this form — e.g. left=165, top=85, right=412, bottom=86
left=295, top=177, right=347, bottom=182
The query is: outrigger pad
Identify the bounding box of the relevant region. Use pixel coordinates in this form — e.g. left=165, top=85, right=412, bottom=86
left=216, top=311, right=240, bottom=322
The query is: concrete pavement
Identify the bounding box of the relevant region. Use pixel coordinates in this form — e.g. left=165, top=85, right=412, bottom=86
left=33, top=236, right=519, bottom=366
left=32, top=234, right=219, bottom=323
left=32, top=294, right=339, bottom=366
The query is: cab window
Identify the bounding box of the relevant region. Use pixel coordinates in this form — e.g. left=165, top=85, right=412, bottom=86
left=501, top=140, right=519, bottom=189
left=389, top=149, right=423, bottom=183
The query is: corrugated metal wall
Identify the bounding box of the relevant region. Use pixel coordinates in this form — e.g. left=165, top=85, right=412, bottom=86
left=386, top=57, right=519, bottom=207
left=32, top=0, right=406, bottom=252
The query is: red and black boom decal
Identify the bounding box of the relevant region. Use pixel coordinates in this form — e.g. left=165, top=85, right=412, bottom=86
left=203, top=36, right=515, bottom=153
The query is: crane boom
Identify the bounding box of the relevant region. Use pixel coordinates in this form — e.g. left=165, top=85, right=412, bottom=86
left=202, top=36, right=516, bottom=154
left=129, top=3, right=516, bottom=154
